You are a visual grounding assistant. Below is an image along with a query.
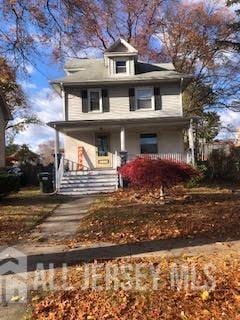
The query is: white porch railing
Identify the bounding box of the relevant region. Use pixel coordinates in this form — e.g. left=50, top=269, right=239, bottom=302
left=56, top=156, right=64, bottom=192
left=128, top=153, right=191, bottom=164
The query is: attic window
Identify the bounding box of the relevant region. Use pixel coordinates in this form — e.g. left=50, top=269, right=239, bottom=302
left=116, top=60, right=127, bottom=74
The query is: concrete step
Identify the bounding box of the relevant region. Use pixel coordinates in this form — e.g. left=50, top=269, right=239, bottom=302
left=59, top=186, right=116, bottom=194
left=64, top=170, right=117, bottom=176
left=59, top=189, right=115, bottom=195
left=60, top=182, right=117, bottom=188
left=59, top=170, right=118, bottom=195
left=61, top=176, right=118, bottom=182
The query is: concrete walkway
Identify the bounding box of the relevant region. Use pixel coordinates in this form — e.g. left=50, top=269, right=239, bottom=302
left=29, top=195, right=97, bottom=242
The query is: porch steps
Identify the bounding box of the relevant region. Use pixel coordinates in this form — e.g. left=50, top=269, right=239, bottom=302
left=59, top=169, right=118, bottom=195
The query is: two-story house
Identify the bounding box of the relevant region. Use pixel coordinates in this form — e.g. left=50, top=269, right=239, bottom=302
left=49, top=38, right=194, bottom=195
left=0, top=93, right=12, bottom=169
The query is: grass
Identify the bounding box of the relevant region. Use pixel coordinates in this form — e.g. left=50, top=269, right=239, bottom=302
left=0, top=188, right=65, bottom=245
left=74, top=186, right=240, bottom=245
left=27, top=185, right=240, bottom=319
left=30, top=252, right=240, bottom=319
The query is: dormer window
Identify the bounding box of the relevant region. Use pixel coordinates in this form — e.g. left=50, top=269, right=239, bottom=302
left=116, top=60, right=127, bottom=74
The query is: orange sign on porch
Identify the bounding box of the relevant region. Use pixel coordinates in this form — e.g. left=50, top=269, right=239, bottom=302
left=77, top=146, right=84, bottom=170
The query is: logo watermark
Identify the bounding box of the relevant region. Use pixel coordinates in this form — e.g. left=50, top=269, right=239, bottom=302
left=0, top=247, right=217, bottom=303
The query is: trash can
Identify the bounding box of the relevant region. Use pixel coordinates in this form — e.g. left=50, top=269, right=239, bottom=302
left=38, top=172, right=54, bottom=193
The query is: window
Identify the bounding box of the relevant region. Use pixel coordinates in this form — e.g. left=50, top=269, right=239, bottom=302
left=140, top=133, right=158, bottom=154
left=136, top=87, right=153, bottom=110
left=116, top=60, right=127, bottom=74
left=88, top=89, right=101, bottom=112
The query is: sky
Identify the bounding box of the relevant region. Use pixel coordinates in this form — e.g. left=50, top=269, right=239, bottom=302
left=14, top=60, right=64, bottom=151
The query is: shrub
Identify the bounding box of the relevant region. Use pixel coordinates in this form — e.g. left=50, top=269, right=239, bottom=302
left=119, top=157, right=199, bottom=190
left=205, top=146, right=240, bottom=182
left=0, top=174, right=20, bottom=196
left=185, top=163, right=207, bottom=188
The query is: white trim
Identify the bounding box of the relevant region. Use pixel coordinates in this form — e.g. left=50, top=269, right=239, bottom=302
left=135, top=86, right=155, bottom=111
left=87, top=88, right=102, bottom=113
left=105, top=38, right=138, bottom=53
left=113, top=57, right=130, bottom=76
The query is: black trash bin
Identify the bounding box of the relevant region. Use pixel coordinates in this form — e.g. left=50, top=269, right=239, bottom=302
left=38, top=172, right=54, bottom=193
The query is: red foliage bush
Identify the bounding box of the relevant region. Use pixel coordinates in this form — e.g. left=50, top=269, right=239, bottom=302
left=119, top=157, right=199, bottom=189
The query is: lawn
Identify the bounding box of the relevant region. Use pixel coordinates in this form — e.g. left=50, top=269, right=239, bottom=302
left=30, top=252, right=240, bottom=319
left=27, top=185, right=240, bottom=319
left=0, top=188, right=65, bottom=245
left=74, top=186, right=240, bottom=245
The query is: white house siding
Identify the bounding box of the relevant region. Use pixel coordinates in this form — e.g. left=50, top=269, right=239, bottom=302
left=0, top=108, right=6, bottom=168
left=66, top=82, right=182, bottom=121
left=63, top=128, right=184, bottom=169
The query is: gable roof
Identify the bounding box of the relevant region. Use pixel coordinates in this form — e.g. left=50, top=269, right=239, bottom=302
left=105, top=38, right=138, bottom=54
left=0, top=92, right=12, bottom=121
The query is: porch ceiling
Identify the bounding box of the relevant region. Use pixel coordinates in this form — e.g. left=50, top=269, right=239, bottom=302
left=48, top=117, right=194, bottom=133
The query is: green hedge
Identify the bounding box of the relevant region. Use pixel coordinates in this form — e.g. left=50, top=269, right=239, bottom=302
left=0, top=174, right=20, bottom=196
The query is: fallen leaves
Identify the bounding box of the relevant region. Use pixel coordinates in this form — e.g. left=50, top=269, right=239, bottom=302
left=74, top=190, right=240, bottom=245
left=31, top=254, right=240, bottom=320
left=0, top=188, right=65, bottom=245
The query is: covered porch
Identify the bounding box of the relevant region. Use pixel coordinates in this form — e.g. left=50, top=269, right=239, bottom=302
left=48, top=117, right=195, bottom=188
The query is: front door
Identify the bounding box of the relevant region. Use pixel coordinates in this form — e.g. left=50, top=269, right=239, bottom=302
left=95, top=134, right=112, bottom=168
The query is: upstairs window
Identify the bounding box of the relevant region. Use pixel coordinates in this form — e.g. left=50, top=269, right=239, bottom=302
left=136, top=87, right=154, bottom=110
left=140, top=133, right=158, bottom=154
left=116, top=60, right=127, bottom=74
left=88, top=89, right=102, bottom=112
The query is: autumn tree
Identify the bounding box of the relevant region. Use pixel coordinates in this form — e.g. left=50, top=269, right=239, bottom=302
left=0, top=0, right=239, bottom=143
left=157, top=2, right=240, bottom=120
left=0, top=58, right=40, bottom=141
left=219, top=0, right=240, bottom=52
left=37, top=140, right=55, bottom=166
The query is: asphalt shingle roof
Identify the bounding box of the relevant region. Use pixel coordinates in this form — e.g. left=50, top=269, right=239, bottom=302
left=51, top=59, right=192, bottom=86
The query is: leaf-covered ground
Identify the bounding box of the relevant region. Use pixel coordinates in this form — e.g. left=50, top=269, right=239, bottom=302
left=31, top=253, right=240, bottom=320
left=73, top=187, right=240, bottom=245
left=0, top=188, right=64, bottom=244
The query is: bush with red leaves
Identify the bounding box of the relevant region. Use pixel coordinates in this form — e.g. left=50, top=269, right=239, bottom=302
left=119, top=157, right=199, bottom=189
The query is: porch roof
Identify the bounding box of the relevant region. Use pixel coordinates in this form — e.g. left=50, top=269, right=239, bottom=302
left=48, top=117, right=193, bottom=132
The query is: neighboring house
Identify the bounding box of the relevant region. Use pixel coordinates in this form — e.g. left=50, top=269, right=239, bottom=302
left=198, top=140, right=234, bottom=161
left=0, top=93, right=12, bottom=169
left=49, top=38, right=194, bottom=194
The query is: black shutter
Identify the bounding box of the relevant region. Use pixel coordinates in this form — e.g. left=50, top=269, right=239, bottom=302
left=102, top=89, right=109, bottom=112
left=81, top=90, right=88, bottom=113
left=129, top=88, right=135, bottom=111
left=154, top=87, right=162, bottom=110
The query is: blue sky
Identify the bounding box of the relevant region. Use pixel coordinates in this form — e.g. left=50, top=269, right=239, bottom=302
left=14, top=59, right=64, bottom=151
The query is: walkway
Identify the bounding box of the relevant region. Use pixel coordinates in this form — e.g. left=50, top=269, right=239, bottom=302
left=29, top=195, right=97, bottom=242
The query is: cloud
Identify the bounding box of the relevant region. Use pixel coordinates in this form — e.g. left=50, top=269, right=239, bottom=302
left=15, top=87, right=62, bottom=150
left=25, top=64, right=35, bottom=75
left=218, top=109, right=240, bottom=139
left=21, top=80, right=37, bottom=90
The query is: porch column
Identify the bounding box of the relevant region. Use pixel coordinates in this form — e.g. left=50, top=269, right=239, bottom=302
left=54, top=126, right=60, bottom=190
left=119, top=126, right=127, bottom=188
left=188, top=119, right=195, bottom=166
left=120, top=126, right=126, bottom=151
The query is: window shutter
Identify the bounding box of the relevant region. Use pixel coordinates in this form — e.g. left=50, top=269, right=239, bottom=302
left=102, top=89, right=109, bottom=112
left=81, top=90, right=88, bottom=113
left=129, top=88, right=135, bottom=111
left=154, top=87, right=162, bottom=110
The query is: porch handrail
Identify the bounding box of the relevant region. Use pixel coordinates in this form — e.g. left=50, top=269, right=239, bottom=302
left=128, top=153, right=189, bottom=163
left=63, top=158, right=91, bottom=172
